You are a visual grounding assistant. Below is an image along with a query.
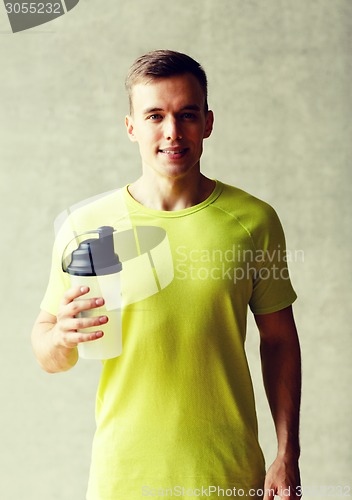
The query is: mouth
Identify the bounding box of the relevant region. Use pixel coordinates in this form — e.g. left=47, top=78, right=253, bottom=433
left=158, top=147, right=188, bottom=158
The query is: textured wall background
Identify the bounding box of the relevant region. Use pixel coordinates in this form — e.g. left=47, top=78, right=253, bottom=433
left=0, top=1, right=351, bottom=498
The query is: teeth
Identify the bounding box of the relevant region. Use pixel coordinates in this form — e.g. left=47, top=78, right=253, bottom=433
left=161, top=149, right=184, bottom=154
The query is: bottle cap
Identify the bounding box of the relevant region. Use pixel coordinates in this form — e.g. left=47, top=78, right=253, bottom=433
left=66, top=226, right=122, bottom=276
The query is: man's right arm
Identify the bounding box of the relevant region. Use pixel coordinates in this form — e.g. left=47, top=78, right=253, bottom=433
left=31, top=286, right=108, bottom=373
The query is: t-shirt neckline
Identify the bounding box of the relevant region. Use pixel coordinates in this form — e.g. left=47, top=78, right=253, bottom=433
left=123, top=179, right=223, bottom=218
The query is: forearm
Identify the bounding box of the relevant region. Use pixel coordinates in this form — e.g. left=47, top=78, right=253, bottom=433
left=31, top=320, right=78, bottom=374
left=260, top=335, right=301, bottom=458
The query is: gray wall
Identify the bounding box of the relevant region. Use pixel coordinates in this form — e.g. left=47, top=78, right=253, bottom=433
left=0, top=1, right=351, bottom=498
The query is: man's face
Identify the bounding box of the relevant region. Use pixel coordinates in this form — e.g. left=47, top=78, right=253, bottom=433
left=125, top=73, right=214, bottom=181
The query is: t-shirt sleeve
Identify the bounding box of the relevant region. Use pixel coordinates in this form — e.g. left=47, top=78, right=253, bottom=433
left=40, top=219, right=75, bottom=316
left=248, top=203, right=297, bottom=315
left=40, top=243, right=71, bottom=315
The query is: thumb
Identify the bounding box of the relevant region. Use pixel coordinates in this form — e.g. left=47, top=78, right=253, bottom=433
left=263, top=485, right=275, bottom=500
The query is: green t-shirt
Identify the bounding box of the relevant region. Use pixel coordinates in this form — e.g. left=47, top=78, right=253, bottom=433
left=41, top=180, right=297, bottom=499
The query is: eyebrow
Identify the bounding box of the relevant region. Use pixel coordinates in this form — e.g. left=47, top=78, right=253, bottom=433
left=143, top=104, right=201, bottom=115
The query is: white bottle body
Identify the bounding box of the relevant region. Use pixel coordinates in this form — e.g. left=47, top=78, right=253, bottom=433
left=70, top=273, right=122, bottom=360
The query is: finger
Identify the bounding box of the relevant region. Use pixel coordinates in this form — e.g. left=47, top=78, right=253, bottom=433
left=62, top=329, right=104, bottom=348
left=263, top=488, right=274, bottom=500
left=73, top=314, right=109, bottom=331
left=61, top=286, right=90, bottom=306
left=279, top=485, right=297, bottom=500
left=67, top=297, right=105, bottom=317
left=59, top=313, right=108, bottom=333
left=78, top=330, right=104, bottom=343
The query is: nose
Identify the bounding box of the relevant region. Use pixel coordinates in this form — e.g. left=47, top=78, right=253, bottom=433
left=164, top=116, right=182, bottom=140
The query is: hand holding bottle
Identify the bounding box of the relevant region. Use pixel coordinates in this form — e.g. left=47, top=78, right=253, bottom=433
left=52, top=285, right=109, bottom=349
left=31, top=285, right=109, bottom=373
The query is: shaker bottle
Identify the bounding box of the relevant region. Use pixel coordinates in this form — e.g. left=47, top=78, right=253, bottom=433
left=64, top=226, right=123, bottom=360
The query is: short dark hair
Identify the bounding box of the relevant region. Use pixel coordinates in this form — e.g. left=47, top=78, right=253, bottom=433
left=125, top=49, right=208, bottom=114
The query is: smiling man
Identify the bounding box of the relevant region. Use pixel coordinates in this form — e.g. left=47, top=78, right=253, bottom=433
left=32, top=50, right=302, bottom=500
left=125, top=69, right=215, bottom=210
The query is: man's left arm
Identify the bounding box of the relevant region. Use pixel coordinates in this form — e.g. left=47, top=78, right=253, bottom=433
left=254, top=305, right=302, bottom=500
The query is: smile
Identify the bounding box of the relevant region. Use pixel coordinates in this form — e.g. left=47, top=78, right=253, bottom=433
left=159, top=148, right=188, bottom=155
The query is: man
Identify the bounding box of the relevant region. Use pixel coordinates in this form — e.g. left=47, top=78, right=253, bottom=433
left=32, top=50, right=302, bottom=499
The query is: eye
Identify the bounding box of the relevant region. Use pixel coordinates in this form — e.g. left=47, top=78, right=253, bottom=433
left=181, top=112, right=197, bottom=120
left=147, top=114, right=162, bottom=121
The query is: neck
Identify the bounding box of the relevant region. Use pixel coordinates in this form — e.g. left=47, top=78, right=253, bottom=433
left=128, top=171, right=215, bottom=211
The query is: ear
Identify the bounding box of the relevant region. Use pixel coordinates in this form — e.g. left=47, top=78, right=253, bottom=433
left=125, top=115, right=137, bottom=142
left=203, top=110, right=214, bottom=139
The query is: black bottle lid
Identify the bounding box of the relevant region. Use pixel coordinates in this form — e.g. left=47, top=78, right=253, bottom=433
left=66, top=226, right=122, bottom=277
